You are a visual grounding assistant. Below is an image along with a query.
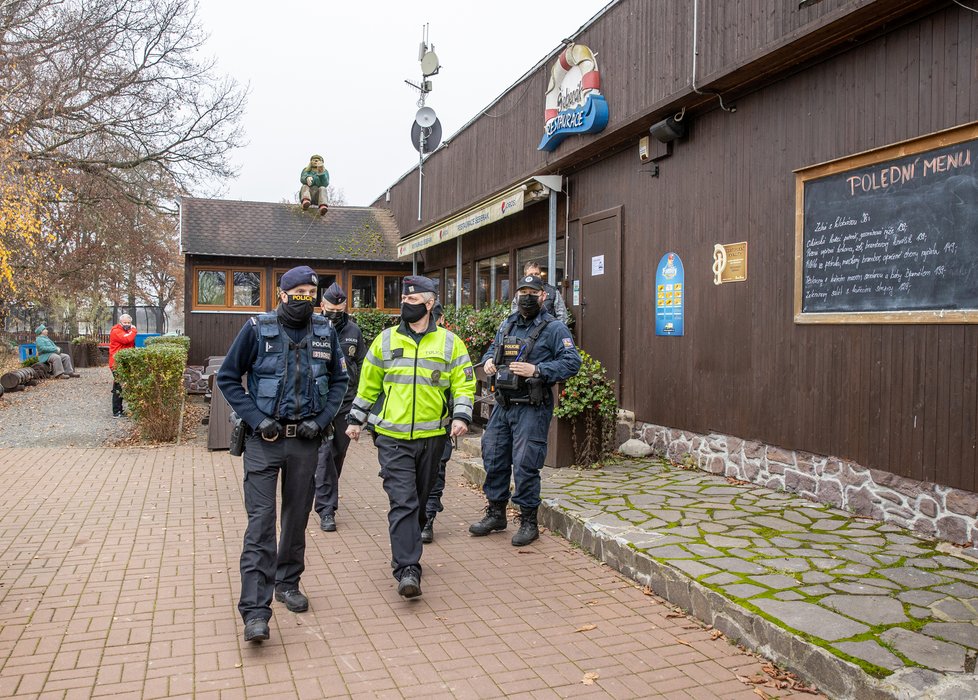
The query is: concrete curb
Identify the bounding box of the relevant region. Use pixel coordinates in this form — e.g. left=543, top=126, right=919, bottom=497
left=456, top=456, right=978, bottom=700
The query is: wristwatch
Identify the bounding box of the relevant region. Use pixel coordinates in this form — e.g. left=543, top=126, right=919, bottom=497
left=532, top=367, right=541, bottom=378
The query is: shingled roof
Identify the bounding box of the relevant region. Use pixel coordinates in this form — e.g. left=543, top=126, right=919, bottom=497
left=179, top=197, right=402, bottom=262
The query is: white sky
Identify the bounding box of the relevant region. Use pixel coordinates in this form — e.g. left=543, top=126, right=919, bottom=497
left=195, top=0, right=610, bottom=206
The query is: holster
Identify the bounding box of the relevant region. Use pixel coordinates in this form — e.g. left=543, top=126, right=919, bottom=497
left=526, top=377, right=545, bottom=406
left=229, top=411, right=246, bottom=456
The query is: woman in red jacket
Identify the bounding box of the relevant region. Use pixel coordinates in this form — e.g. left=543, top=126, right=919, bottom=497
left=108, top=314, right=136, bottom=417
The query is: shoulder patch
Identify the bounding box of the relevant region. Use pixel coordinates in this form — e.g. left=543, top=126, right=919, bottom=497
left=562, top=337, right=573, bottom=348
left=464, top=366, right=473, bottom=380
left=340, top=356, right=348, bottom=373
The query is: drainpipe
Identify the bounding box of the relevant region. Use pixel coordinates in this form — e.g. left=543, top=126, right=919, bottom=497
left=692, top=0, right=736, bottom=113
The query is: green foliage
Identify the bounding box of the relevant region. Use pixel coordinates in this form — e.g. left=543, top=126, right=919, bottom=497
left=21, top=355, right=38, bottom=367
left=114, top=345, right=187, bottom=442
left=145, top=334, right=191, bottom=352
left=353, top=309, right=399, bottom=346
left=553, top=350, right=618, bottom=465
left=70, top=335, right=97, bottom=346
left=442, top=303, right=510, bottom=362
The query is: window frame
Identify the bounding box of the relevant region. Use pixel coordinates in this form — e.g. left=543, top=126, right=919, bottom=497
left=192, top=265, right=266, bottom=312
left=347, top=270, right=408, bottom=312
left=272, top=267, right=341, bottom=304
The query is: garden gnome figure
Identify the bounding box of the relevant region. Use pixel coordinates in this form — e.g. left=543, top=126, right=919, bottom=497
left=300, top=154, right=330, bottom=216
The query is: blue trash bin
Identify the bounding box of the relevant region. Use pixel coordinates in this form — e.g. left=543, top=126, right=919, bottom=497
left=135, top=333, right=161, bottom=348
left=18, top=344, right=37, bottom=362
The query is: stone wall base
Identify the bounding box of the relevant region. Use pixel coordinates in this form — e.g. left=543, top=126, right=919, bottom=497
left=630, top=421, right=978, bottom=547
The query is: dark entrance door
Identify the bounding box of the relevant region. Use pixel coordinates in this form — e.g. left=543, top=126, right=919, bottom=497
left=578, top=207, right=622, bottom=394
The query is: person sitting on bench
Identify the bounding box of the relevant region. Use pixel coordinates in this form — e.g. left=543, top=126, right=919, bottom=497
left=34, top=324, right=79, bottom=379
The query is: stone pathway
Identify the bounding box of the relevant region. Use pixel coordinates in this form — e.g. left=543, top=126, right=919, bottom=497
left=0, top=443, right=819, bottom=699
left=456, top=452, right=978, bottom=699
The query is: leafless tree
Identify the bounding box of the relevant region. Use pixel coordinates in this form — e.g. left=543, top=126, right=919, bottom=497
left=0, top=0, right=247, bottom=207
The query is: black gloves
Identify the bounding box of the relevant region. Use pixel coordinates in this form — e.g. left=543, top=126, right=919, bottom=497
left=257, top=417, right=282, bottom=440
left=296, top=419, right=321, bottom=440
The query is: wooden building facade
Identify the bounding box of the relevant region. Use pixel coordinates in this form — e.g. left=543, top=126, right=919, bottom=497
left=376, top=1, right=978, bottom=542
left=180, top=197, right=410, bottom=365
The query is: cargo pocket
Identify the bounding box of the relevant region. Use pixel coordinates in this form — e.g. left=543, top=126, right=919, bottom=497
left=256, top=378, right=279, bottom=398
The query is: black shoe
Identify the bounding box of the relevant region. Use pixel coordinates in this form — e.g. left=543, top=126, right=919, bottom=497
left=243, top=617, right=269, bottom=643
left=421, top=515, right=435, bottom=544
left=469, top=501, right=508, bottom=536
left=320, top=513, right=336, bottom=532
left=274, top=588, right=309, bottom=612
left=511, top=506, right=539, bottom=547
left=397, top=568, right=422, bottom=599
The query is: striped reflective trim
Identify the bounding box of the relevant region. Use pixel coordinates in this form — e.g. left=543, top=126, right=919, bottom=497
left=367, top=412, right=381, bottom=426
left=449, top=353, right=471, bottom=370
left=454, top=396, right=474, bottom=408
left=374, top=417, right=447, bottom=433
left=364, top=352, right=384, bottom=368
left=384, top=374, right=448, bottom=388
left=352, top=396, right=374, bottom=411
left=454, top=405, right=474, bottom=420
left=384, top=357, right=448, bottom=372
left=443, top=332, right=454, bottom=362
left=349, top=406, right=368, bottom=423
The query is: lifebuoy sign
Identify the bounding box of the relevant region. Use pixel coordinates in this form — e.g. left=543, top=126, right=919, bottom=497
left=538, top=43, right=609, bottom=152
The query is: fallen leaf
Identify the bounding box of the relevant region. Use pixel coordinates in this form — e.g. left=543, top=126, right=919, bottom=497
left=710, top=630, right=723, bottom=640
left=581, top=672, right=599, bottom=685
left=666, top=612, right=684, bottom=618
left=752, top=688, right=772, bottom=700
left=676, top=639, right=693, bottom=648
left=234, top=662, right=242, bottom=668
left=642, top=586, right=654, bottom=596
left=584, top=599, right=599, bottom=606
left=575, top=623, right=597, bottom=633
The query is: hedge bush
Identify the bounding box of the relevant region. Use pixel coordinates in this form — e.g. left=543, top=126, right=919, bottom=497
left=145, top=335, right=191, bottom=352
left=442, top=302, right=510, bottom=363
left=114, top=344, right=187, bottom=442
left=353, top=309, right=399, bottom=346
left=553, top=350, right=618, bottom=466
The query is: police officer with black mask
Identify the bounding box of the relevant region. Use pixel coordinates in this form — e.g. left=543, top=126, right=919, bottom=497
left=470, top=274, right=581, bottom=546
left=314, top=282, right=366, bottom=532
left=217, top=266, right=348, bottom=643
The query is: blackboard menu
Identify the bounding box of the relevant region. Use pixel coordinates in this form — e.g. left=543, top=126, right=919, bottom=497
left=797, top=127, right=978, bottom=321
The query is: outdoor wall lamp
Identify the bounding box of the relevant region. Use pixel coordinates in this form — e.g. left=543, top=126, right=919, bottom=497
left=649, top=115, right=687, bottom=143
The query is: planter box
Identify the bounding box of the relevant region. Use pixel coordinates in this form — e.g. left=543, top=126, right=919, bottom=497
left=71, top=344, right=89, bottom=368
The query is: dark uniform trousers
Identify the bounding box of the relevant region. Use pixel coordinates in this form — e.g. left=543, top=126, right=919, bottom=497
left=482, top=401, right=553, bottom=509
left=424, top=438, right=453, bottom=517
left=376, top=433, right=447, bottom=580
left=314, top=408, right=353, bottom=516
left=239, top=432, right=320, bottom=623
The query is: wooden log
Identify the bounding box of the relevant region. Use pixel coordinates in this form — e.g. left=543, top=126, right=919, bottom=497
left=1, top=368, right=35, bottom=390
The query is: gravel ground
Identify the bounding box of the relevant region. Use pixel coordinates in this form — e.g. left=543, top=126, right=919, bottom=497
left=0, top=366, right=134, bottom=447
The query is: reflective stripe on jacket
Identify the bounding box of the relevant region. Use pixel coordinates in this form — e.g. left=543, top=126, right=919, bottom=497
left=246, top=313, right=337, bottom=420
left=350, top=322, right=475, bottom=440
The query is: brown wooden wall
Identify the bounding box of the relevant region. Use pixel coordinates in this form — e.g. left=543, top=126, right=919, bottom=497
left=560, top=6, right=977, bottom=492
left=377, top=0, right=938, bottom=237
left=183, top=256, right=410, bottom=365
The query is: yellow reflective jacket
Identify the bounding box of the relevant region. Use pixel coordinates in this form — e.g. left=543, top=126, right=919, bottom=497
left=350, top=321, right=476, bottom=440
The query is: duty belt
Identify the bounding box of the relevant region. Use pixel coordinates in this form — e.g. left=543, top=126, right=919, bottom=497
left=253, top=421, right=302, bottom=441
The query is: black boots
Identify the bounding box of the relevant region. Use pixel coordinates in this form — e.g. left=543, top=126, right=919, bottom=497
left=468, top=501, right=508, bottom=536
left=421, top=514, right=435, bottom=544
left=511, top=506, right=539, bottom=547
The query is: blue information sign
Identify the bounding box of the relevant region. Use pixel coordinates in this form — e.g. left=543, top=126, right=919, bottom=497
left=655, top=252, right=685, bottom=336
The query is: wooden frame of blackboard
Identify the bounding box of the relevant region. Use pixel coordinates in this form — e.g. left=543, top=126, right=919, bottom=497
left=794, top=120, right=978, bottom=324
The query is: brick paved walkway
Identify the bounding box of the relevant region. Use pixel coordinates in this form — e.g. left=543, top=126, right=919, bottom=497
left=0, top=442, right=821, bottom=699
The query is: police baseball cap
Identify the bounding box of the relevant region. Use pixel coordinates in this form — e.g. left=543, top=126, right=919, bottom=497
left=517, top=275, right=544, bottom=291
left=280, top=266, right=318, bottom=291
left=402, top=275, right=436, bottom=295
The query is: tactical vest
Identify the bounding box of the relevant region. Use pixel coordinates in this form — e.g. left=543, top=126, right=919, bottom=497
left=247, top=313, right=334, bottom=420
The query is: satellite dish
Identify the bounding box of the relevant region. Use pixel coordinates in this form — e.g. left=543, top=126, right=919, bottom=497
left=420, top=50, right=440, bottom=76
left=415, top=106, right=437, bottom=128
left=410, top=118, right=442, bottom=154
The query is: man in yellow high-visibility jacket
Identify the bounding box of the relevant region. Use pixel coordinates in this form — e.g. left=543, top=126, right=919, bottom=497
left=346, top=275, right=475, bottom=598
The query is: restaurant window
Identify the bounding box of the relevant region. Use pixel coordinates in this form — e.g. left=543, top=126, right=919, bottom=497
left=194, top=267, right=264, bottom=311
left=349, top=272, right=407, bottom=310
left=476, top=255, right=510, bottom=309
left=516, top=240, right=565, bottom=286
left=443, top=263, right=472, bottom=307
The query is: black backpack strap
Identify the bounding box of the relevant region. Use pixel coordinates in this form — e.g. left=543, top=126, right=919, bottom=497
left=522, top=318, right=552, bottom=358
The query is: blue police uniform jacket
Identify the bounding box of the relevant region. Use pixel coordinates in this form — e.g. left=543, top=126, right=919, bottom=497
left=217, top=312, right=349, bottom=430
left=482, top=310, right=582, bottom=401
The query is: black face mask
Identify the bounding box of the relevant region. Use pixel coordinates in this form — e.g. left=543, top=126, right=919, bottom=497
left=323, top=310, right=347, bottom=328
left=400, top=301, right=429, bottom=323
left=518, top=293, right=541, bottom=318
left=121, top=324, right=131, bottom=331
left=278, top=294, right=315, bottom=327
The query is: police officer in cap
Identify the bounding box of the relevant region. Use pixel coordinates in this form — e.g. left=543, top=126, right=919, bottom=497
left=470, top=274, right=581, bottom=546
left=346, top=276, right=475, bottom=599
left=217, top=265, right=349, bottom=643
left=314, top=282, right=367, bottom=532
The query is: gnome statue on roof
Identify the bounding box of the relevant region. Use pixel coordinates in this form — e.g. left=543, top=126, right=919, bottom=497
left=300, top=154, right=330, bottom=216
